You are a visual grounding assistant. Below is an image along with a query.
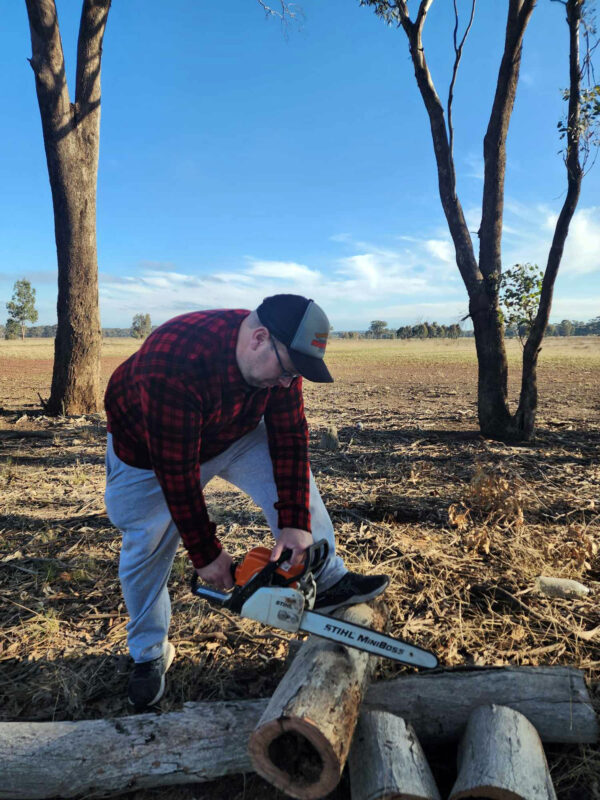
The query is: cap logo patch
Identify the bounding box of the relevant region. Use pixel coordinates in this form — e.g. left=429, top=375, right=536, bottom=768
left=311, top=332, right=328, bottom=349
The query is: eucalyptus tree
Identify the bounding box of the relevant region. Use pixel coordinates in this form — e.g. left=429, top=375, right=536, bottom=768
left=26, top=0, right=111, bottom=414
left=360, top=0, right=597, bottom=440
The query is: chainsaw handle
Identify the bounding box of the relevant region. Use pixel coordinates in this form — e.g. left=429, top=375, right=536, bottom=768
left=189, top=548, right=293, bottom=597
left=191, top=540, right=329, bottom=614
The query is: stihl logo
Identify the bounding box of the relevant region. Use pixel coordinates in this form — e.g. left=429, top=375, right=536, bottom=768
left=324, top=623, right=406, bottom=655
left=311, top=331, right=328, bottom=350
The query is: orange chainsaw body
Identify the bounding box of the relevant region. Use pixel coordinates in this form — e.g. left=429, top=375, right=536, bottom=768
left=234, top=546, right=304, bottom=588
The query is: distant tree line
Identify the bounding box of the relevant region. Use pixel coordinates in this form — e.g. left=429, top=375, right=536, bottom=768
left=506, top=318, right=600, bottom=338
left=2, top=324, right=138, bottom=339
left=333, top=317, right=600, bottom=340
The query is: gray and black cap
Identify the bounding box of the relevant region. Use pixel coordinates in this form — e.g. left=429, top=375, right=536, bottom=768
left=256, top=294, right=333, bottom=383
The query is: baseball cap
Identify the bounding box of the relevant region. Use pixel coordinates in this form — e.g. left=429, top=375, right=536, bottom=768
left=256, top=294, right=333, bottom=383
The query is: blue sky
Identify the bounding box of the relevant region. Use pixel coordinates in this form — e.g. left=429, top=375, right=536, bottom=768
left=1, top=0, right=598, bottom=330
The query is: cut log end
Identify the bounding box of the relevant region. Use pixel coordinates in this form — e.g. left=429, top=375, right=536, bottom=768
left=450, top=704, right=557, bottom=800
left=248, top=602, right=384, bottom=798
left=249, top=717, right=339, bottom=799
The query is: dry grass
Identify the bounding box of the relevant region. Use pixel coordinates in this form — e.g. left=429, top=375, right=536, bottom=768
left=0, top=337, right=599, bottom=799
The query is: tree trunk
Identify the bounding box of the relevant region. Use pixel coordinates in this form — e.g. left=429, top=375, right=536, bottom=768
left=26, top=0, right=110, bottom=415
left=470, top=290, right=514, bottom=439
left=450, top=704, right=557, bottom=800
left=348, top=710, right=441, bottom=800
left=248, top=603, right=383, bottom=799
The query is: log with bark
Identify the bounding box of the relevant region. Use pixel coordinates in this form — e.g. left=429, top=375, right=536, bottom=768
left=0, top=666, right=595, bottom=799
left=348, top=710, right=441, bottom=800
left=0, top=698, right=263, bottom=800
left=248, top=602, right=383, bottom=800
left=365, top=664, right=598, bottom=745
left=450, top=704, right=557, bottom=800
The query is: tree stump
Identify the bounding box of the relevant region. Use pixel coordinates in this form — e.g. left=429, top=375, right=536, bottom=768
left=348, top=710, right=441, bottom=800
left=449, top=704, right=557, bottom=800
left=248, top=602, right=383, bottom=799
left=320, top=425, right=340, bottom=451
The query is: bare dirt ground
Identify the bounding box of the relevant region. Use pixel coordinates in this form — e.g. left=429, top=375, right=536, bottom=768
left=1, top=337, right=599, bottom=799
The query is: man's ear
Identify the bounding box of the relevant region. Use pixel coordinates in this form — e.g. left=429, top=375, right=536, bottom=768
left=249, top=326, right=269, bottom=350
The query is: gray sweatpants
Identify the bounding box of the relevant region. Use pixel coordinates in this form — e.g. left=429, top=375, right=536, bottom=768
left=104, top=421, right=346, bottom=663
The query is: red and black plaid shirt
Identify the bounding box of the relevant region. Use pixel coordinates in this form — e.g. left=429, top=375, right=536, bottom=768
left=104, top=310, right=310, bottom=568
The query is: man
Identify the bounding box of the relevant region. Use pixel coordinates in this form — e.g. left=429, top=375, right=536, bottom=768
left=104, top=294, right=388, bottom=711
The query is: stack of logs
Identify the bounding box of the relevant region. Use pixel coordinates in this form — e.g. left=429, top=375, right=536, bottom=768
left=0, top=601, right=597, bottom=799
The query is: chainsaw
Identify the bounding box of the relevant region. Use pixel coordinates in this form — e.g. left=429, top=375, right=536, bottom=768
left=191, top=539, right=438, bottom=669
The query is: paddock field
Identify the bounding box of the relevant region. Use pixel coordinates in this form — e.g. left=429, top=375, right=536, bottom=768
left=0, top=336, right=598, bottom=799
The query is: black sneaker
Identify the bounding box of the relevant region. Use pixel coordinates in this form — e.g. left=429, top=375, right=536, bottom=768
left=313, top=572, right=389, bottom=613
left=128, top=642, right=175, bottom=711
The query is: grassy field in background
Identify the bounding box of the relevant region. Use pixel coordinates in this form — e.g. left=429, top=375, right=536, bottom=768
left=1, top=333, right=599, bottom=364
left=1, top=333, right=599, bottom=799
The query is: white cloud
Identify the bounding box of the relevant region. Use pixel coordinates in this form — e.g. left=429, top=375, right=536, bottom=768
left=544, top=207, right=600, bottom=275
left=339, top=254, right=382, bottom=289
left=464, top=152, right=484, bottom=180
left=425, top=239, right=454, bottom=263
left=503, top=203, right=600, bottom=277
left=549, top=294, right=600, bottom=322
left=247, top=260, right=322, bottom=283
left=94, top=203, right=599, bottom=327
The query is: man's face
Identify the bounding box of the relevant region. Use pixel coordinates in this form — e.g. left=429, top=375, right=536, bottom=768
left=242, top=331, right=298, bottom=389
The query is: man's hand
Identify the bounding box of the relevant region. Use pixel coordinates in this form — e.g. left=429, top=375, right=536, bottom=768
left=270, top=528, right=313, bottom=567
left=196, top=550, right=234, bottom=590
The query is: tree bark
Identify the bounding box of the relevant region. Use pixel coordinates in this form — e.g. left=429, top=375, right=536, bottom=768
left=348, top=710, right=441, bottom=800
left=0, top=698, right=261, bottom=800
left=0, top=667, right=595, bottom=799
left=450, top=704, right=557, bottom=800
left=25, top=0, right=110, bottom=415
left=248, top=603, right=383, bottom=800
left=365, top=665, right=597, bottom=745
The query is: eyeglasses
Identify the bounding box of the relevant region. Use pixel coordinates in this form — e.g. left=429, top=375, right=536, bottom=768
left=270, top=338, right=298, bottom=380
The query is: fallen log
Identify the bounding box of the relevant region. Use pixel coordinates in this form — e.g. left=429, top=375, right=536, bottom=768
left=248, top=602, right=382, bottom=800
left=365, top=665, right=598, bottom=745
left=450, top=704, right=557, bottom=800
left=0, top=666, right=595, bottom=799
left=0, top=699, right=264, bottom=800
left=348, top=710, right=441, bottom=800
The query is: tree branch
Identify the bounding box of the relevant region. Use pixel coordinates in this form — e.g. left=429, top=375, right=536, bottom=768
left=396, top=0, right=480, bottom=294
left=531, top=0, right=583, bottom=338
left=75, top=0, right=111, bottom=116
left=25, top=0, right=71, bottom=134
left=255, top=0, right=303, bottom=23
left=415, top=0, right=434, bottom=32
left=478, top=0, right=536, bottom=282
left=448, top=0, right=477, bottom=165
left=517, top=0, right=585, bottom=430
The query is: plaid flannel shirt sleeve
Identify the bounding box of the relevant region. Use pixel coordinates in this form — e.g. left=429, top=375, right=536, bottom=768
left=137, top=376, right=222, bottom=569
left=264, top=378, right=311, bottom=532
